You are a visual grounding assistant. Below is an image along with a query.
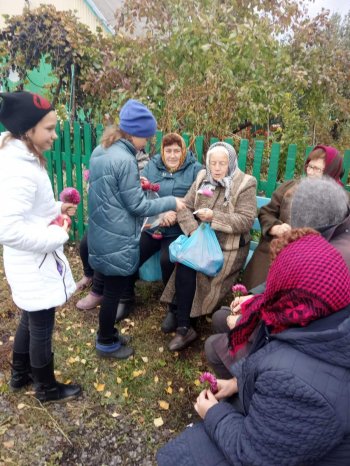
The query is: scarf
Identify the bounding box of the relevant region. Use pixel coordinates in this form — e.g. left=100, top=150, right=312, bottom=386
left=199, top=141, right=237, bottom=206
left=305, top=145, right=344, bottom=185
left=229, top=232, right=350, bottom=355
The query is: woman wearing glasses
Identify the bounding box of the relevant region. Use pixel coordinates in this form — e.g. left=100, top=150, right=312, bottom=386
left=242, top=145, right=345, bottom=290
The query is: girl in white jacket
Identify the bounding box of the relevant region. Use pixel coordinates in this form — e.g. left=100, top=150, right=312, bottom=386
left=0, top=91, right=81, bottom=403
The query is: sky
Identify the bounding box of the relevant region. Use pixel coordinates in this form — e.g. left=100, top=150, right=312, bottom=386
left=306, top=0, right=350, bottom=18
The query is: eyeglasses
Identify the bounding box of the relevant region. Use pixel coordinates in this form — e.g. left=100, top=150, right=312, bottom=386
left=306, top=164, right=324, bottom=174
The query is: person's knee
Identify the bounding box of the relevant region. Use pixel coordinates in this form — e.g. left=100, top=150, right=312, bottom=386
left=211, top=307, right=230, bottom=333
left=204, top=335, right=219, bottom=366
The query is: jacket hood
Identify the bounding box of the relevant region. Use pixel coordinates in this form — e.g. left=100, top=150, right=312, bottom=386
left=274, top=304, right=350, bottom=369
left=0, top=132, right=39, bottom=164
left=152, top=150, right=198, bottom=172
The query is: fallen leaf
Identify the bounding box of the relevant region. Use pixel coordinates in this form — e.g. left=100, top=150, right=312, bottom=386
left=167, top=381, right=172, bottom=386
left=94, top=383, right=105, bottom=392
left=3, top=440, right=14, bottom=449
left=111, top=412, right=120, bottom=418
left=81, top=359, right=86, bottom=365
left=132, top=370, right=145, bottom=378
left=86, top=342, right=92, bottom=347
left=179, top=387, right=184, bottom=393
left=158, top=400, right=169, bottom=410
left=165, top=386, right=173, bottom=395
left=64, top=379, right=72, bottom=384
left=54, top=370, right=62, bottom=376
left=154, top=376, right=159, bottom=383
left=154, top=417, right=164, bottom=427
left=116, top=377, right=122, bottom=384
left=158, top=347, right=164, bottom=353
left=90, top=329, right=95, bottom=334
left=17, top=403, right=26, bottom=410
left=123, top=387, right=128, bottom=398
left=104, top=391, right=112, bottom=398
left=9, top=336, right=14, bottom=342
left=194, top=380, right=201, bottom=386
left=141, top=356, right=148, bottom=363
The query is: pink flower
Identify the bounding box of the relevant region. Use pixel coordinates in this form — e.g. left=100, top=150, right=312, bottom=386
left=151, top=230, right=163, bottom=240
left=197, top=188, right=214, bottom=197
left=231, top=284, right=248, bottom=298
left=83, top=169, right=90, bottom=182
left=199, top=372, right=218, bottom=394
left=59, top=187, right=81, bottom=205
left=150, top=183, right=160, bottom=192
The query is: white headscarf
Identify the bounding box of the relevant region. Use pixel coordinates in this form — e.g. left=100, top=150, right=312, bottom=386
left=199, top=142, right=238, bottom=206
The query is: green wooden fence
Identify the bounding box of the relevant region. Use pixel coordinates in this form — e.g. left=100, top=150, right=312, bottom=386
left=1, top=121, right=350, bottom=240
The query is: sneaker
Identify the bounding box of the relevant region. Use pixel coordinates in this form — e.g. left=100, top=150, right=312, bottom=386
left=96, top=345, right=134, bottom=360
left=76, top=292, right=102, bottom=310
left=168, top=327, right=197, bottom=351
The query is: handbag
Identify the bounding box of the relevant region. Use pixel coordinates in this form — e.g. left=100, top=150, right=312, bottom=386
left=169, top=223, right=224, bottom=277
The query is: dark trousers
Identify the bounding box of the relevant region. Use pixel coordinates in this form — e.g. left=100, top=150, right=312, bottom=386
left=98, top=274, right=130, bottom=343
left=122, top=233, right=177, bottom=298
left=81, top=231, right=177, bottom=298
left=175, top=263, right=197, bottom=328
left=13, top=308, right=56, bottom=368
left=80, top=230, right=94, bottom=278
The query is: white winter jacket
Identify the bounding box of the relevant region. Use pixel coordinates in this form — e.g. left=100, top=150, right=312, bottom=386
left=0, top=134, right=76, bottom=311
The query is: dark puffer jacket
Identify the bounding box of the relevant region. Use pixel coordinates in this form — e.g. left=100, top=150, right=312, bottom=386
left=88, top=139, right=176, bottom=276
left=157, top=305, right=350, bottom=465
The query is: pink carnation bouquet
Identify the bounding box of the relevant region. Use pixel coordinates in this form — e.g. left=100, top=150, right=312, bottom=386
left=227, top=284, right=248, bottom=330
left=199, top=372, right=218, bottom=394
left=197, top=187, right=214, bottom=197
left=59, top=187, right=81, bottom=205
left=231, top=284, right=248, bottom=298
left=83, top=169, right=90, bottom=182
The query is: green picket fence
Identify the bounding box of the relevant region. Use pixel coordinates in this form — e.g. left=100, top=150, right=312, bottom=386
left=1, top=121, right=350, bottom=240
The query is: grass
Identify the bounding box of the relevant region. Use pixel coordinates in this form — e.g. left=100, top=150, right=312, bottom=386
left=0, top=243, right=217, bottom=464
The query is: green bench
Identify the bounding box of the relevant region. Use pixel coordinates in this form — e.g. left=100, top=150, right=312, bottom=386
left=139, top=195, right=271, bottom=281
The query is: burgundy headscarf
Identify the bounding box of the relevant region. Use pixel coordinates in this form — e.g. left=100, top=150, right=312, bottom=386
left=304, top=145, right=344, bottom=184
left=229, top=232, right=350, bottom=355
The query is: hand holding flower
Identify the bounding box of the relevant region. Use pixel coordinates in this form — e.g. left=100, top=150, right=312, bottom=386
left=199, top=372, right=218, bottom=394
left=194, top=389, right=218, bottom=419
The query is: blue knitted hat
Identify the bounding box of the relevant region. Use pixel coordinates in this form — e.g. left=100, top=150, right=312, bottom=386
left=119, top=99, right=157, bottom=137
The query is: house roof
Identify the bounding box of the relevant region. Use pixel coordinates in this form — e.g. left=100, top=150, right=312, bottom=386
left=89, top=0, right=122, bottom=33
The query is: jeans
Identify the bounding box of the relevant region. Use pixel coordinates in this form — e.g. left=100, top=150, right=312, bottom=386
left=13, top=308, right=56, bottom=368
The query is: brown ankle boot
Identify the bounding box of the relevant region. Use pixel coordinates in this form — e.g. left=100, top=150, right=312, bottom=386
left=168, top=327, right=197, bottom=351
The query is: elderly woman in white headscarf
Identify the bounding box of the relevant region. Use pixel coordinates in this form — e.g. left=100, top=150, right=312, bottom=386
left=161, top=142, right=257, bottom=351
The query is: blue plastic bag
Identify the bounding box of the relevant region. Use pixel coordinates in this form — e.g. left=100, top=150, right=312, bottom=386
left=169, top=223, right=224, bottom=277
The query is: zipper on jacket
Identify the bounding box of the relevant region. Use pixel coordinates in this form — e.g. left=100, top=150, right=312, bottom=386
left=53, top=251, right=68, bottom=301
left=38, top=254, right=48, bottom=269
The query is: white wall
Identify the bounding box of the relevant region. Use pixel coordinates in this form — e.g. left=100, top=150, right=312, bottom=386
left=0, top=0, right=109, bottom=33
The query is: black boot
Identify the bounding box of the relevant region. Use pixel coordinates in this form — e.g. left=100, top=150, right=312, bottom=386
left=115, top=297, right=135, bottom=323
left=9, top=352, right=33, bottom=391
left=161, top=304, right=178, bottom=334
left=31, top=356, right=81, bottom=403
